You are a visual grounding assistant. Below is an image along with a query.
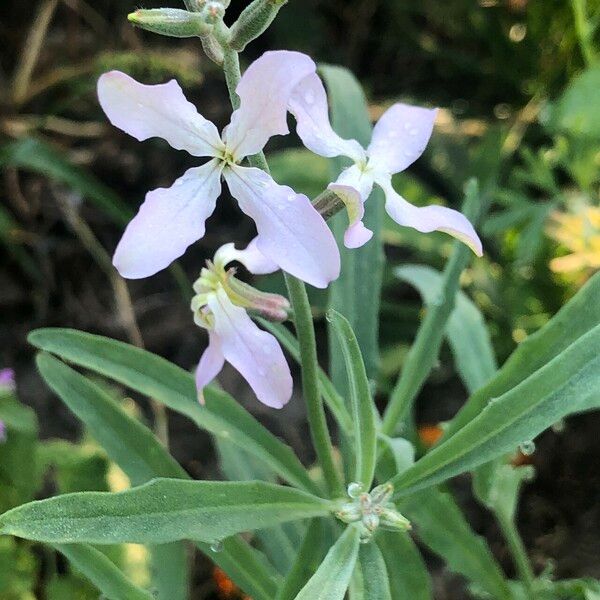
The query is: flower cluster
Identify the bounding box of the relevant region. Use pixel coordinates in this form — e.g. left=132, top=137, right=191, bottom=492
left=98, top=50, right=482, bottom=406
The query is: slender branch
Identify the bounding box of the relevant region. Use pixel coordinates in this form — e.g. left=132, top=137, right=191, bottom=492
left=496, top=511, right=536, bottom=597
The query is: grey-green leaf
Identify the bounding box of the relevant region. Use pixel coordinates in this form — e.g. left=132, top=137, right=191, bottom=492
left=357, top=542, right=392, bottom=600
left=320, top=64, right=384, bottom=395
left=28, top=328, right=318, bottom=494
left=0, top=479, right=332, bottom=545
left=53, top=544, right=154, bottom=600
left=392, top=323, right=600, bottom=495
left=295, top=526, right=361, bottom=600
left=328, top=309, right=377, bottom=488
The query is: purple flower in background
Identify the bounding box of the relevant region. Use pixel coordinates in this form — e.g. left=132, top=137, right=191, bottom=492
left=0, top=368, right=15, bottom=392
left=0, top=420, right=5, bottom=443
left=191, top=239, right=292, bottom=409
left=98, top=51, right=340, bottom=288
left=286, top=74, right=483, bottom=254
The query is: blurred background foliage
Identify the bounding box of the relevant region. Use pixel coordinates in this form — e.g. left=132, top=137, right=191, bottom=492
left=1, top=0, right=599, bottom=597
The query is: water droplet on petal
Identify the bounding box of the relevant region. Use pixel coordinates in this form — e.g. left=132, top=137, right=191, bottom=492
left=210, top=540, right=224, bottom=553
left=347, top=482, right=364, bottom=498
left=519, top=440, right=535, bottom=456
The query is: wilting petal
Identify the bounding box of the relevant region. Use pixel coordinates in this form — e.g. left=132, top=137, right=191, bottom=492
left=224, top=165, right=340, bottom=288
left=214, top=237, right=279, bottom=274
left=288, top=72, right=366, bottom=163
left=376, top=175, right=482, bottom=256
left=98, top=71, right=223, bottom=157
left=224, top=51, right=316, bottom=159
left=208, top=288, right=292, bottom=408
left=328, top=165, right=374, bottom=248
left=367, top=103, right=437, bottom=174
left=195, top=332, right=225, bottom=403
left=114, top=159, right=223, bottom=278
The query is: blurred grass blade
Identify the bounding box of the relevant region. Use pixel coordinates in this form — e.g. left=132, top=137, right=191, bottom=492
left=356, top=542, right=392, bottom=600
left=377, top=531, right=432, bottom=600
left=258, top=319, right=352, bottom=433
left=0, top=138, right=132, bottom=226
left=295, top=526, right=360, bottom=600
left=28, top=328, right=319, bottom=494
left=0, top=479, right=333, bottom=544
left=0, top=204, right=40, bottom=280
left=402, top=489, right=511, bottom=599
left=395, top=264, right=497, bottom=393
left=327, top=309, right=377, bottom=488
left=445, top=270, right=600, bottom=438
left=275, top=519, right=328, bottom=600
left=319, top=64, right=384, bottom=395
left=53, top=544, right=154, bottom=600
left=149, top=543, right=189, bottom=600
left=391, top=323, right=600, bottom=495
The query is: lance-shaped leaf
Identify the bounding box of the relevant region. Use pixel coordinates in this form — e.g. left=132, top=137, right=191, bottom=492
left=28, top=328, right=318, bottom=494
left=395, top=264, right=497, bottom=393
left=0, top=479, right=333, bottom=545
left=321, top=65, right=384, bottom=396
left=53, top=544, right=154, bottom=600
left=295, top=526, right=360, bottom=600
left=391, top=323, right=600, bottom=495
left=356, top=542, right=392, bottom=600
left=445, top=269, right=600, bottom=438
left=328, top=309, right=377, bottom=488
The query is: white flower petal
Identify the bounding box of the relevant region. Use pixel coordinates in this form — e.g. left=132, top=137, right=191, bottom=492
left=288, top=72, right=366, bottom=162
left=224, top=165, right=340, bottom=288
left=376, top=174, right=483, bottom=256
left=367, top=103, right=437, bottom=174
left=113, top=159, right=223, bottom=278
left=327, top=165, right=374, bottom=249
left=195, top=332, right=225, bottom=403
left=224, top=51, right=316, bottom=159
left=208, top=288, right=292, bottom=408
left=97, top=71, right=223, bottom=157
left=214, top=237, right=279, bottom=274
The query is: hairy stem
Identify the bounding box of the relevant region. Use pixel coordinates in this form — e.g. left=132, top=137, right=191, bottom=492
left=217, top=30, right=343, bottom=498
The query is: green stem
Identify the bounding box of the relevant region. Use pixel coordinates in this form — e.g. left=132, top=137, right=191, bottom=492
left=571, top=0, right=595, bottom=67
left=217, top=29, right=343, bottom=498
left=285, top=275, right=345, bottom=498
left=381, top=180, right=485, bottom=436
left=496, top=512, right=536, bottom=597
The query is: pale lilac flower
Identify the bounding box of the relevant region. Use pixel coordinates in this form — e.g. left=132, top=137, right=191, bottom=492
left=98, top=51, right=340, bottom=288
left=0, top=420, right=5, bottom=443
left=191, top=239, right=292, bottom=409
left=0, top=368, right=15, bottom=392
left=287, top=76, right=483, bottom=254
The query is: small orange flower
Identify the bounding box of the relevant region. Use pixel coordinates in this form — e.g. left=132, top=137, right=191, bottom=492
left=418, top=424, right=444, bottom=448
left=213, top=567, right=241, bottom=598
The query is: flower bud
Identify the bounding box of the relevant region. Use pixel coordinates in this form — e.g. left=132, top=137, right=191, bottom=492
left=227, top=277, right=290, bottom=322
left=202, top=1, right=226, bottom=24
left=378, top=506, right=412, bottom=532
left=128, top=9, right=214, bottom=38
left=229, top=0, right=287, bottom=51
left=200, top=33, right=225, bottom=65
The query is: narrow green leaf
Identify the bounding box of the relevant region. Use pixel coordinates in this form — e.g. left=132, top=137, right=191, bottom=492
left=275, top=519, right=328, bottom=600
left=0, top=479, right=332, bottom=545
left=196, top=537, right=280, bottom=600
left=392, top=324, right=600, bottom=495
left=258, top=319, right=352, bottom=433
left=377, top=531, right=432, bottom=600
left=320, top=64, right=384, bottom=394
left=327, top=309, right=377, bottom=488
left=402, top=489, right=511, bottom=599
left=149, top=543, right=189, bottom=600
left=357, top=542, right=392, bottom=600
left=295, top=526, right=360, bottom=600
left=36, top=352, right=186, bottom=485
left=395, top=264, right=497, bottom=393
left=28, top=328, right=318, bottom=494
left=53, top=544, right=153, bottom=600
left=0, top=138, right=131, bottom=225
left=446, top=270, right=600, bottom=438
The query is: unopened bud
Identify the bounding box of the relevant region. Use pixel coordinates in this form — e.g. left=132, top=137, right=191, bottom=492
left=202, top=1, right=226, bottom=24
left=200, top=33, right=225, bottom=65
left=128, top=9, right=213, bottom=38
left=229, top=0, right=287, bottom=51
left=378, top=506, right=411, bottom=532
left=227, top=277, right=290, bottom=322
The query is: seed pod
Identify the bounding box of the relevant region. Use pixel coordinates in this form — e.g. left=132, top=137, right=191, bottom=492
left=229, top=0, right=287, bottom=51
left=128, top=9, right=213, bottom=38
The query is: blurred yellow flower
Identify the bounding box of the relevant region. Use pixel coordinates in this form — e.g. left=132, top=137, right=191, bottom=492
left=546, top=207, right=600, bottom=277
